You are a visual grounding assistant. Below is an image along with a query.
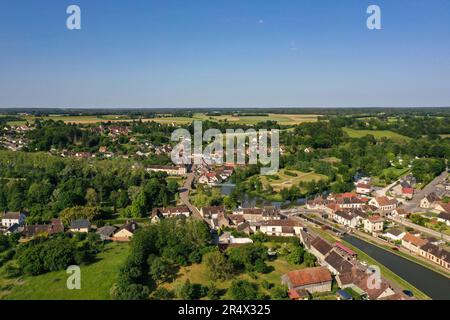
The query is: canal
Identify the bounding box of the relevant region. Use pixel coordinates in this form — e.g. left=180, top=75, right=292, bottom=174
left=343, top=235, right=450, bottom=300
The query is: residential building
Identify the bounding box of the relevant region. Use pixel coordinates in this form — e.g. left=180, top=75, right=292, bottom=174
left=281, top=266, right=332, bottom=294
left=324, top=251, right=353, bottom=275
left=383, top=229, right=406, bottom=242
left=420, top=192, right=441, bottom=209
left=418, top=243, right=450, bottom=270
left=146, top=165, right=187, bottom=176
left=390, top=208, right=410, bottom=218
left=200, top=206, right=226, bottom=219
left=69, top=219, right=91, bottom=233
left=21, top=219, right=64, bottom=238
left=402, top=187, right=414, bottom=199
left=1, top=211, right=26, bottom=228
left=233, top=206, right=281, bottom=222
left=336, top=267, right=396, bottom=300
left=363, top=215, right=384, bottom=233
left=356, top=183, right=372, bottom=195
left=259, top=219, right=302, bottom=237
left=96, top=226, right=117, bottom=241
left=332, top=211, right=358, bottom=228
left=210, top=212, right=232, bottom=230
left=401, top=233, right=428, bottom=254
left=113, top=221, right=139, bottom=241
left=437, top=212, right=450, bottom=226
left=434, top=203, right=450, bottom=214
left=151, top=206, right=191, bottom=220
left=369, top=197, right=398, bottom=211
left=309, top=237, right=333, bottom=263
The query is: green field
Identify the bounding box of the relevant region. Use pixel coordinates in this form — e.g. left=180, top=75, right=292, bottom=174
left=6, top=113, right=318, bottom=126
left=2, top=242, right=129, bottom=300
left=260, top=169, right=327, bottom=192
left=343, top=128, right=411, bottom=142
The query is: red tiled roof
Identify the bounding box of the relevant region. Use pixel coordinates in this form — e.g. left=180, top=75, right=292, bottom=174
left=284, top=267, right=332, bottom=288
left=403, top=233, right=428, bottom=247
left=402, top=187, right=414, bottom=194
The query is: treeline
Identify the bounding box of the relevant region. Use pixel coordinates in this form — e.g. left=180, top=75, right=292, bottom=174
left=26, top=120, right=180, bottom=153
left=0, top=151, right=178, bottom=223
left=6, top=233, right=103, bottom=277
left=4, top=107, right=449, bottom=117
left=342, top=115, right=450, bottom=138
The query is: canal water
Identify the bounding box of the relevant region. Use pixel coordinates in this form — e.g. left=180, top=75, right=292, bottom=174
left=218, top=184, right=305, bottom=209
left=343, top=235, right=450, bottom=300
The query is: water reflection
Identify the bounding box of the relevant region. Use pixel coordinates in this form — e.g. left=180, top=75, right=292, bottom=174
left=217, top=184, right=305, bottom=209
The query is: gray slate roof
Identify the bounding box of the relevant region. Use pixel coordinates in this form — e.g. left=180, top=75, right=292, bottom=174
left=70, top=219, right=91, bottom=229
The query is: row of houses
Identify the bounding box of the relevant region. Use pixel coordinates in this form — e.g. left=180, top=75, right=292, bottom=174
left=146, top=165, right=187, bottom=176
left=420, top=192, right=450, bottom=218
left=1, top=211, right=139, bottom=242
left=283, top=231, right=403, bottom=300
left=331, top=209, right=385, bottom=233
left=401, top=232, right=450, bottom=270
left=198, top=166, right=234, bottom=185
left=307, top=193, right=398, bottom=214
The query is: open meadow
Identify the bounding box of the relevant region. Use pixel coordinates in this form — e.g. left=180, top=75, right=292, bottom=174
left=2, top=242, right=129, bottom=300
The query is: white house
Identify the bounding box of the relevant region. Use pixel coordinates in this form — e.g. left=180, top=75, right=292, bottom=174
left=390, top=208, right=410, bottom=218
left=356, top=183, right=372, bottom=195
left=332, top=211, right=358, bottom=229
left=369, top=197, right=397, bottom=211
left=383, top=229, right=406, bottom=242
left=363, top=216, right=384, bottom=233
left=1, top=211, right=26, bottom=228
left=401, top=233, right=428, bottom=254
left=437, top=212, right=450, bottom=226
left=419, top=193, right=440, bottom=209
left=259, top=219, right=302, bottom=237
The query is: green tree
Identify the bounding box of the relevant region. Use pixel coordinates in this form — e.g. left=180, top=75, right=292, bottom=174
left=228, top=280, right=261, bottom=300
left=204, top=250, right=233, bottom=281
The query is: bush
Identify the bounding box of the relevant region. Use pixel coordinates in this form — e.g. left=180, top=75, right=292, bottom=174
left=207, top=282, right=221, bottom=300
left=176, top=280, right=195, bottom=300
left=1, top=261, right=21, bottom=279
left=228, top=280, right=261, bottom=300
left=270, top=285, right=289, bottom=300
left=151, top=287, right=174, bottom=300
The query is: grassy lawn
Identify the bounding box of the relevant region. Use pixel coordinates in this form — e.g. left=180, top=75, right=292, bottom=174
left=2, top=242, right=130, bottom=300
left=373, top=167, right=410, bottom=187
left=259, top=169, right=327, bottom=192
left=161, top=257, right=304, bottom=299
left=343, top=128, right=411, bottom=143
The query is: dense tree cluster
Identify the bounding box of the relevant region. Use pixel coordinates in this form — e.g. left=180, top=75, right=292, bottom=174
left=15, top=233, right=103, bottom=276
left=112, top=217, right=211, bottom=300
left=0, top=151, right=178, bottom=223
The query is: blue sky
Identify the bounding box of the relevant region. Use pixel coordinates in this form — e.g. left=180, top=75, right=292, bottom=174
left=0, top=0, right=449, bottom=108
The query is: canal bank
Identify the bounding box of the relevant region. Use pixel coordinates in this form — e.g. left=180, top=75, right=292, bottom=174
left=343, top=235, right=450, bottom=300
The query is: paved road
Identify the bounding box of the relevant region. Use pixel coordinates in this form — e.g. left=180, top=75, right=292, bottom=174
left=179, top=173, right=205, bottom=221
left=388, top=215, right=450, bottom=242
left=403, top=171, right=448, bottom=212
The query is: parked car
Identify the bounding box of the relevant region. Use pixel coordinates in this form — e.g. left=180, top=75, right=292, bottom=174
left=403, top=290, right=414, bottom=297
